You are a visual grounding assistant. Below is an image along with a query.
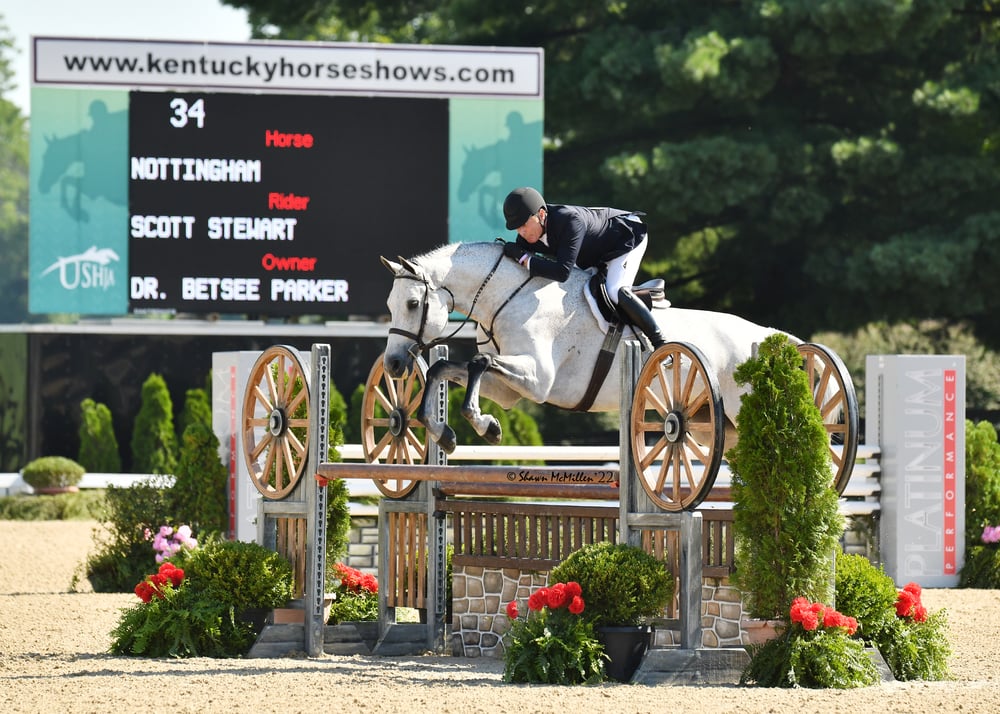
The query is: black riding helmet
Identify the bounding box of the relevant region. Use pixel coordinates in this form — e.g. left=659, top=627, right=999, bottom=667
left=503, top=187, right=545, bottom=230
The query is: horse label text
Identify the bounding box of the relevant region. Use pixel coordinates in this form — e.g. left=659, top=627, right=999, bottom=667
left=207, top=216, right=298, bottom=240
left=131, top=156, right=262, bottom=182
left=130, top=215, right=196, bottom=239
left=265, top=130, right=315, bottom=148
left=271, top=278, right=349, bottom=302
left=268, top=192, right=311, bottom=210
left=182, top=277, right=261, bottom=301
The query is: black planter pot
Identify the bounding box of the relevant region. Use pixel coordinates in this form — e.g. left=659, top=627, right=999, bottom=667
left=238, top=607, right=270, bottom=635
left=596, top=625, right=651, bottom=682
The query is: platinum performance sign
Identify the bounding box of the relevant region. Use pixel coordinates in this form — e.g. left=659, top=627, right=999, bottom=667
left=866, top=355, right=966, bottom=587
left=29, top=38, right=543, bottom=317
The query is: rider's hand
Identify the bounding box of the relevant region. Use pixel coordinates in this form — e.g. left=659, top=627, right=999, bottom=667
left=503, top=241, right=527, bottom=262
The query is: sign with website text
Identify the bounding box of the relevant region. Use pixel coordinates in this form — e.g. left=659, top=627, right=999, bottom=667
left=29, top=38, right=543, bottom=317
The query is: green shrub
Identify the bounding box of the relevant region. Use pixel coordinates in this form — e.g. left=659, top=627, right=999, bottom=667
left=110, top=569, right=255, bottom=658
left=549, top=541, right=672, bottom=627
left=740, top=599, right=879, bottom=689
left=835, top=557, right=950, bottom=682
left=0, top=490, right=104, bottom=520
left=169, top=422, right=228, bottom=535
left=834, top=552, right=899, bottom=643
left=109, top=541, right=293, bottom=659
left=875, top=608, right=951, bottom=681
left=964, top=419, right=1000, bottom=549
left=327, top=563, right=378, bottom=624
left=727, top=333, right=844, bottom=619
left=174, top=537, right=294, bottom=614
left=21, top=455, right=85, bottom=490
left=77, top=398, right=121, bottom=473
left=82, top=477, right=174, bottom=592
left=131, top=373, right=178, bottom=475
left=959, top=544, right=1000, bottom=587
left=503, top=582, right=606, bottom=685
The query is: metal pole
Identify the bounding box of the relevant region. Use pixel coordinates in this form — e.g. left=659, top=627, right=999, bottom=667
left=305, top=344, right=330, bottom=658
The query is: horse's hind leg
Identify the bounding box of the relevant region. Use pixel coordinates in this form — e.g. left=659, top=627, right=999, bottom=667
left=461, top=354, right=503, bottom=444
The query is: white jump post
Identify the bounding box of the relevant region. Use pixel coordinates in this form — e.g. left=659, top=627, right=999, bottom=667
left=619, top=339, right=703, bottom=650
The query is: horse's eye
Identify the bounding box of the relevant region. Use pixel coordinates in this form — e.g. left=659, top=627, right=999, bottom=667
left=407, top=298, right=420, bottom=310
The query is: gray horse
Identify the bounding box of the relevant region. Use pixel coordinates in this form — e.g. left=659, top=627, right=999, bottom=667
left=380, top=240, right=793, bottom=453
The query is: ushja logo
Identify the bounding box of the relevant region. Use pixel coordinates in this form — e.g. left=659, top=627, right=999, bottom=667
left=40, top=245, right=119, bottom=291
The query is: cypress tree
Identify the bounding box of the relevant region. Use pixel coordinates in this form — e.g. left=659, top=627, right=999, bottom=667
left=77, top=398, right=121, bottom=473
left=131, top=373, right=178, bottom=475
left=727, top=333, right=843, bottom=619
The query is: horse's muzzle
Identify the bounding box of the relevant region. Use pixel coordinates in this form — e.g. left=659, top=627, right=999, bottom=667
left=384, top=349, right=414, bottom=379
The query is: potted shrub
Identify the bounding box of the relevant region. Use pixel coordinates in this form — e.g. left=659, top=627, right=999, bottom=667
left=21, top=455, right=85, bottom=494
left=726, top=334, right=844, bottom=626
left=549, top=541, right=673, bottom=681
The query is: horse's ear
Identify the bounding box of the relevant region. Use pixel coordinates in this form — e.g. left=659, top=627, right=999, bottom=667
left=399, top=257, right=420, bottom=275
left=380, top=256, right=402, bottom=274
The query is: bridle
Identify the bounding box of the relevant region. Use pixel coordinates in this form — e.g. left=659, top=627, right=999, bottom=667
left=387, top=246, right=532, bottom=357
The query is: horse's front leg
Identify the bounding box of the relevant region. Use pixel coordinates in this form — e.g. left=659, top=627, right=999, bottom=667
left=419, top=358, right=469, bottom=454
left=461, top=354, right=503, bottom=445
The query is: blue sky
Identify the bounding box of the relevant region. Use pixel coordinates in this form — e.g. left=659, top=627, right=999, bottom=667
left=4, top=1, right=251, bottom=115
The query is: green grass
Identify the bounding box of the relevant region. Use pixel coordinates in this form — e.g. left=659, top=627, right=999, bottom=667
left=0, top=490, right=107, bottom=520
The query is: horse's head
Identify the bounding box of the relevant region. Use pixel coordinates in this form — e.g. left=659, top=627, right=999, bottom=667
left=38, top=132, right=86, bottom=195
left=457, top=144, right=495, bottom=202
left=380, top=255, right=454, bottom=378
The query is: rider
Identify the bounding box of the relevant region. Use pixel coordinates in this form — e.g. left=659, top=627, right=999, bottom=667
left=501, top=186, right=665, bottom=350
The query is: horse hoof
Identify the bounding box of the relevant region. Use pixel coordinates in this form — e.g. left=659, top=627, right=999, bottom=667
left=438, top=427, right=457, bottom=454
left=485, top=422, right=502, bottom=445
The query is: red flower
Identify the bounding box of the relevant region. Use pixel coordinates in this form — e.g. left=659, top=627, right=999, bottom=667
left=789, top=597, right=811, bottom=623
left=546, top=583, right=569, bottom=610
left=895, top=589, right=917, bottom=618
left=158, top=562, right=185, bottom=587
left=506, top=601, right=519, bottom=620
left=134, top=581, right=154, bottom=603
left=800, top=611, right=820, bottom=631
left=913, top=604, right=928, bottom=623
left=568, top=595, right=585, bottom=615
left=564, top=581, right=582, bottom=599
left=527, top=589, right=547, bottom=612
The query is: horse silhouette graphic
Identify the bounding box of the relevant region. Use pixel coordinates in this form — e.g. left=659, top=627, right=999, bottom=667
left=457, top=111, right=542, bottom=226
left=37, top=100, right=127, bottom=222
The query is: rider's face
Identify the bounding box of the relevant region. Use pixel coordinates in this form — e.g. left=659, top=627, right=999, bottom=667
left=515, top=208, right=545, bottom=242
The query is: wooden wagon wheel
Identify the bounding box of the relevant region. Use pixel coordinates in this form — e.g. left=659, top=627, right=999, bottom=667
left=242, top=345, right=310, bottom=500
left=798, top=343, right=859, bottom=495
left=630, top=342, right=726, bottom=512
left=361, top=351, right=430, bottom=498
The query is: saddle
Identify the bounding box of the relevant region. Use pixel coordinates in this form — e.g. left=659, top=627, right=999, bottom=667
left=588, top=272, right=669, bottom=325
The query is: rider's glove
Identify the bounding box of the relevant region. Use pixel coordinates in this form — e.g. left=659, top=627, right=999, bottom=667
left=503, top=241, right=527, bottom=262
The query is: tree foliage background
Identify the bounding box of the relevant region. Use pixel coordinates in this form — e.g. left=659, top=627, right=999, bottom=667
left=0, top=19, right=28, bottom=323
left=224, top=0, right=1000, bottom=350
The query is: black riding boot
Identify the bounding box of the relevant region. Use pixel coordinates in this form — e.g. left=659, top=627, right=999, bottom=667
left=616, top=286, right=666, bottom=350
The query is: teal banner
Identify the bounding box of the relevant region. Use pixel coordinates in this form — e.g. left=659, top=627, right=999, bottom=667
left=29, top=87, right=129, bottom=315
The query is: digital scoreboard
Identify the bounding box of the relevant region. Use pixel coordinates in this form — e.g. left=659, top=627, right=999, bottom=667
left=127, top=91, right=448, bottom=316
